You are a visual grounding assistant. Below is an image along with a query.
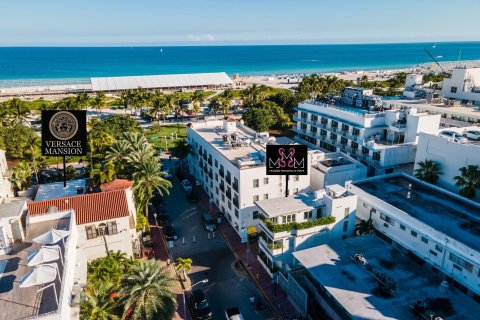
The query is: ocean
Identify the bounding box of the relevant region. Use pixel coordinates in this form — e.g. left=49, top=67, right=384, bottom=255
left=0, top=42, right=480, bottom=87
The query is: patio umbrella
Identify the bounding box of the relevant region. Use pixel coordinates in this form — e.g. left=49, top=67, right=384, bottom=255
left=32, top=228, right=70, bottom=245
left=27, top=245, right=63, bottom=266
left=19, top=263, right=58, bottom=288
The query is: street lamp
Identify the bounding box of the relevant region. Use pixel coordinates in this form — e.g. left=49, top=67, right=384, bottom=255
left=153, top=213, right=158, bottom=227
left=183, top=279, right=208, bottom=320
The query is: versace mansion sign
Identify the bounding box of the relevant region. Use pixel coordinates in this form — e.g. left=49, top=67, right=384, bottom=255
left=42, top=110, right=87, bottom=156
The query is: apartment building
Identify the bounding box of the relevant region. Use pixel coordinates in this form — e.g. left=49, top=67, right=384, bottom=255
left=288, top=235, right=480, bottom=320
left=442, top=67, right=480, bottom=106
left=414, top=130, right=480, bottom=199
left=186, top=119, right=311, bottom=234
left=0, top=208, right=84, bottom=319
left=255, top=184, right=357, bottom=275
left=294, top=90, right=441, bottom=176
left=346, top=173, right=480, bottom=298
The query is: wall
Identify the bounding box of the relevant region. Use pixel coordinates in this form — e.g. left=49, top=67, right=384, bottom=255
left=76, top=216, right=134, bottom=261
left=414, top=132, right=480, bottom=198
left=347, top=181, right=480, bottom=295
left=442, top=68, right=480, bottom=104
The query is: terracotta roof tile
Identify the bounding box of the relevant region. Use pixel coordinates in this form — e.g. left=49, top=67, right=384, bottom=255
left=100, top=179, right=134, bottom=192
left=28, top=190, right=131, bottom=225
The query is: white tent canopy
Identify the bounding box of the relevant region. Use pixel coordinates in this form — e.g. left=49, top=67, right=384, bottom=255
left=27, top=245, right=63, bottom=266
left=19, top=263, right=58, bottom=288
left=91, top=72, right=233, bottom=92
left=32, top=228, right=70, bottom=245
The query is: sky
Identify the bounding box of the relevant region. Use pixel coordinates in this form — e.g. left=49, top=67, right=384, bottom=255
left=1, top=0, right=479, bottom=46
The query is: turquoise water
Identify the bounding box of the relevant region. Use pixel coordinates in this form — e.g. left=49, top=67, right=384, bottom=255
left=0, top=42, right=479, bottom=86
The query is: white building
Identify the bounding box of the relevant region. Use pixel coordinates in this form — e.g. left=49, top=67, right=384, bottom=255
left=0, top=149, right=13, bottom=200
left=187, top=119, right=311, bottom=234
left=0, top=208, right=85, bottom=319
left=294, top=97, right=441, bottom=176
left=0, top=198, right=28, bottom=254
left=403, top=73, right=425, bottom=99
left=414, top=130, right=480, bottom=199
left=28, top=179, right=139, bottom=260
left=255, top=185, right=357, bottom=274
left=383, top=98, right=480, bottom=127
left=442, top=67, right=480, bottom=106
left=346, top=173, right=480, bottom=298
left=288, top=235, right=480, bottom=320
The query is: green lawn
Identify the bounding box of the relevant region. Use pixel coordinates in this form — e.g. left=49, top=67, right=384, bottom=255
left=145, top=124, right=187, bottom=152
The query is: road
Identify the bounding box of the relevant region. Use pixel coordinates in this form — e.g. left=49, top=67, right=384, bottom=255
left=161, top=159, right=274, bottom=320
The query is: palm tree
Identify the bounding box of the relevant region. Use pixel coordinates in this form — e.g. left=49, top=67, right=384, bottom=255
left=92, top=92, right=106, bottom=114
left=149, top=91, right=167, bottom=124
left=11, top=161, right=33, bottom=191
left=191, top=90, right=204, bottom=115
left=121, top=260, right=177, bottom=320
left=175, top=257, right=192, bottom=281
left=90, top=162, right=116, bottom=185
left=241, top=84, right=268, bottom=106
left=132, top=158, right=171, bottom=215
left=219, top=89, right=233, bottom=118
left=76, top=92, right=91, bottom=110
left=80, top=283, right=122, bottom=320
left=7, top=98, right=30, bottom=126
left=454, top=165, right=480, bottom=199
left=120, top=89, right=135, bottom=114
left=414, top=160, right=442, bottom=184
left=208, top=96, right=221, bottom=116
left=106, top=140, right=130, bottom=175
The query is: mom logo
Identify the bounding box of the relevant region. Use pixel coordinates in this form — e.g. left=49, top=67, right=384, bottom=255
left=266, top=144, right=308, bottom=175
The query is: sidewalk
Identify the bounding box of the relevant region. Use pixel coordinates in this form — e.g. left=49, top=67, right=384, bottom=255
left=148, top=207, right=191, bottom=320
left=194, top=186, right=300, bottom=320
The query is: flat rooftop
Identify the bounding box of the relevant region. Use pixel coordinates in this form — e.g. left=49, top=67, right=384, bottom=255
left=0, top=198, right=27, bottom=219
left=293, top=235, right=480, bottom=320
left=386, top=99, right=480, bottom=119
left=319, top=153, right=353, bottom=168
left=190, top=120, right=298, bottom=167
left=353, top=175, right=480, bottom=252
left=256, top=193, right=318, bottom=217
left=0, top=216, right=70, bottom=319
left=34, top=179, right=87, bottom=201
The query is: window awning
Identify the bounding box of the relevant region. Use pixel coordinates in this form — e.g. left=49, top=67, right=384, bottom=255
left=247, top=226, right=257, bottom=235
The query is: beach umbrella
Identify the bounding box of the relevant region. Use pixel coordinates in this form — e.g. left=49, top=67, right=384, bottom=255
left=27, top=245, right=63, bottom=266
left=19, top=263, right=58, bottom=288
left=32, top=228, right=70, bottom=245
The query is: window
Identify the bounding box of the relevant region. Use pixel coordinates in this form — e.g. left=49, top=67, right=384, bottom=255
left=362, top=202, right=368, bottom=208
left=449, top=253, right=473, bottom=272
left=86, top=225, right=97, bottom=239
left=304, top=211, right=313, bottom=219
left=263, top=177, right=269, bottom=185
left=252, top=210, right=259, bottom=219
left=344, top=208, right=350, bottom=218
left=235, top=209, right=239, bottom=218
left=421, top=236, right=428, bottom=244
left=343, top=220, right=349, bottom=232
left=282, top=214, right=296, bottom=223
left=400, top=224, right=406, bottom=231
left=253, top=195, right=259, bottom=202
left=429, top=250, right=438, bottom=256
left=293, top=188, right=299, bottom=194
left=450, top=86, right=457, bottom=93
left=411, top=230, right=417, bottom=237
left=380, top=213, right=394, bottom=225
left=253, top=179, right=259, bottom=188
left=293, top=175, right=299, bottom=182
left=98, top=223, right=107, bottom=236
left=228, top=201, right=232, bottom=209
left=215, top=159, right=218, bottom=167
left=435, top=244, right=443, bottom=253
left=107, top=221, right=118, bottom=235
left=317, top=207, right=324, bottom=217
left=263, top=193, right=269, bottom=200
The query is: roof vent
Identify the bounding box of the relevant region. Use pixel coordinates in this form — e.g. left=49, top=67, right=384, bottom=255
left=46, top=206, right=58, bottom=214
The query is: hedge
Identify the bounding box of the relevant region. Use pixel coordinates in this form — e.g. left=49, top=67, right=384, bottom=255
left=260, top=215, right=336, bottom=233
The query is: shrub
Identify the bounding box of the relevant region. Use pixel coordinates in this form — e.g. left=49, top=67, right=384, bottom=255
left=260, top=214, right=336, bottom=233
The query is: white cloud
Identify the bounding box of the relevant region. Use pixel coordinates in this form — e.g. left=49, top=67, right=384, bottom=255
left=187, top=34, right=215, bottom=42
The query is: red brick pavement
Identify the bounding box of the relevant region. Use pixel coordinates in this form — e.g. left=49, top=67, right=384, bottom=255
left=194, top=186, right=300, bottom=320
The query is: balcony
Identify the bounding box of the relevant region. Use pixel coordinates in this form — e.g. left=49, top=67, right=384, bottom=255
left=259, top=215, right=335, bottom=234
left=259, top=237, right=284, bottom=256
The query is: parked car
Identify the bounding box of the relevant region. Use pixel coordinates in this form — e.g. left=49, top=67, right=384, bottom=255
left=163, top=168, right=173, bottom=180
left=163, top=223, right=177, bottom=241
left=182, top=179, right=193, bottom=192
left=463, top=129, right=480, bottom=141
left=155, top=212, right=170, bottom=226
left=186, top=192, right=199, bottom=203
left=201, top=213, right=216, bottom=232
left=225, top=307, right=244, bottom=320
left=190, top=289, right=213, bottom=320
left=439, top=130, right=468, bottom=143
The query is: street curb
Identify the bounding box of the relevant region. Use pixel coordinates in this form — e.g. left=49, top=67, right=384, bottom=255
left=216, top=225, right=281, bottom=320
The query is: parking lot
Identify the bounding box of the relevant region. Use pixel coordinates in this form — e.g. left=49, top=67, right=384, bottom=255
left=160, top=159, right=274, bottom=320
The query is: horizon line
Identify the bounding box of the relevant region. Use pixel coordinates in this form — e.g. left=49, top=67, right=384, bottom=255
left=1, top=40, right=480, bottom=48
